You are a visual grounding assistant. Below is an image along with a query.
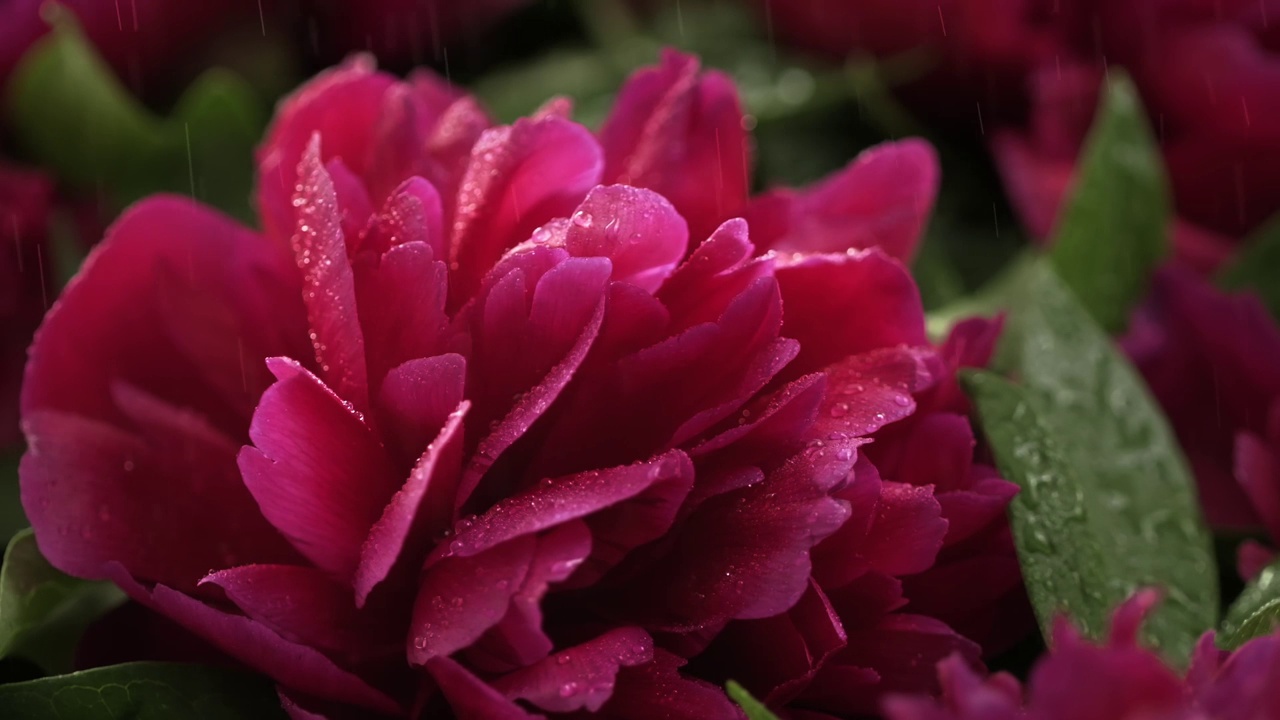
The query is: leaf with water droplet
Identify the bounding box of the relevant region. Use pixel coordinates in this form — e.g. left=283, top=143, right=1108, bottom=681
left=962, top=370, right=1114, bottom=642
left=1219, top=555, right=1280, bottom=650
left=1047, top=71, right=1169, bottom=333
left=1219, top=211, right=1280, bottom=320
left=726, top=680, right=780, bottom=720
left=978, top=259, right=1216, bottom=664
left=0, top=530, right=124, bottom=674
left=0, top=661, right=287, bottom=719
left=5, top=8, right=267, bottom=222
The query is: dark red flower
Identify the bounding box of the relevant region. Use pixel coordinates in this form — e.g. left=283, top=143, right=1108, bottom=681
left=759, top=0, right=1280, bottom=270
left=0, top=162, right=52, bottom=448
left=884, top=589, right=1280, bottom=719
left=1124, top=268, right=1280, bottom=576
left=21, top=52, right=1011, bottom=717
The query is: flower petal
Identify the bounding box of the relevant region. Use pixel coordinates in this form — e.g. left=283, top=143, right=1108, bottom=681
left=564, top=185, right=689, bottom=292
left=239, top=358, right=400, bottom=580
left=492, top=627, right=653, bottom=712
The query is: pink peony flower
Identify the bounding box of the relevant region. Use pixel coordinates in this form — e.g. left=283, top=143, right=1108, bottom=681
left=0, top=162, right=52, bottom=448
left=883, top=589, right=1280, bottom=719
left=20, top=51, right=1013, bottom=717
left=758, top=0, right=1280, bottom=271
left=1124, top=268, right=1280, bottom=577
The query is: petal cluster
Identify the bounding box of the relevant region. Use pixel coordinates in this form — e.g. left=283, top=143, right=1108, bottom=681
left=20, top=50, right=1012, bottom=718
left=1124, top=269, right=1280, bottom=577
left=885, top=590, right=1280, bottom=720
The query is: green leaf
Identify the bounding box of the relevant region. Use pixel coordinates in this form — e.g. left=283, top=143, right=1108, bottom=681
left=0, top=662, right=286, bottom=719
left=5, top=8, right=265, bottom=221
left=962, top=369, right=1114, bottom=641
left=1219, top=212, right=1280, bottom=319
left=0, top=453, right=25, bottom=546
left=1220, top=556, right=1280, bottom=650
left=1048, top=71, right=1169, bottom=333
left=988, top=259, right=1216, bottom=663
left=0, top=530, right=124, bottom=673
left=726, top=681, right=780, bottom=720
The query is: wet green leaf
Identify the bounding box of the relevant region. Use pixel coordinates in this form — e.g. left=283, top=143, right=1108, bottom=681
left=1219, top=213, right=1280, bottom=319
left=0, top=530, right=124, bottom=674
left=726, top=681, right=780, bottom=720
left=0, top=662, right=286, bottom=719
left=1220, top=556, right=1280, bottom=650
left=1049, top=72, right=1169, bottom=332
left=986, top=260, right=1217, bottom=663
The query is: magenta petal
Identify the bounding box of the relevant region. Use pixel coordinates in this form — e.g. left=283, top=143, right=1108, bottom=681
left=239, top=357, right=400, bottom=580
left=657, top=218, right=774, bottom=330
left=323, top=158, right=375, bottom=247
left=1237, top=540, right=1276, bottom=581
left=638, top=442, right=855, bottom=629
left=862, top=482, right=948, bottom=577
left=470, top=521, right=593, bottom=671
left=21, top=409, right=288, bottom=589
left=446, top=451, right=694, bottom=563
left=934, top=479, right=1020, bottom=544
left=597, top=649, right=743, bottom=720
left=426, top=656, right=544, bottom=720
left=292, top=139, right=371, bottom=411
left=113, top=572, right=399, bottom=714
left=200, top=564, right=392, bottom=656
left=22, top=196, right=306, bottom=433
left=811, top=347, right=938, bottom=442
left=491, top=627, right=653, bottom=712
left=355, top=401, right=468, bottom=606
left=355, top=241, right=450, bottom=396
left=889, top=414, right=975, bottom=492
left=376, top=354, right=466, bottom=463
left=747, top=139, right=940, bottom=262
left=448, top=116, right=603, bottom=305
left=565, top=185, right=689, bottom=292
left=601, top=49, right=749, bottom=242
left=1236, top=432, right=1280, bottom=542
left=408, top=536, right=535, bottom=664
left=691, top=373, right=827, bottom=467
left=360, top=177, right=445, bottom=258
left=776, top=250, right=928, bottom=375
left=257, top=59, right=396, bottom=242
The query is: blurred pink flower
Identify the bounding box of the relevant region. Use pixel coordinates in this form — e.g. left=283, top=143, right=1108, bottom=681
left=18, top=51, right=1017, bottom=717
left=884, top=589, right=1280, bottom=719
left=0, top=162, right=52, bottom=448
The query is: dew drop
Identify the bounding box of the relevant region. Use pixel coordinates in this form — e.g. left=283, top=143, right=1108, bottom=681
left=571, top=211, right=594, bottom=228
left=893, top=395, right=912, bottom=407
left=829, top=402, right=849, bottom=418
left=559, top=682, right=579, bottom=698
left=556, top=654, right=572, bottom=665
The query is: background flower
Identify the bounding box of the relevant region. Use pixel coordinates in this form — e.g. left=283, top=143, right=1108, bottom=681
left=0, top=163, right=52, bottom=449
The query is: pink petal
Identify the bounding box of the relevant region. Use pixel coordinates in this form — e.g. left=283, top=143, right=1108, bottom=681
left=887, top=413, right=975, bottom=493
left=257, top=59, right=395, bottom=242
left=323, top=158, right=375, bottom=248
left=443, top=451, right=694, bottom=573
left=355, top=401, right=468, bottom=606
left=810, top=347, right=938, bottom=443
left=448, top=116, right=602, bottom=306
left=469, top=521, right=593, bottom=671
left=425, top=656, right=544, bottom=720
left=863, top=482, right=949, bottom=577
left=594, top=649, right=743, bottom=720
left=746, top=139, right=940, bottom=263
left=375, top=354, right=466, bottom=465
left=22, top=196, right=306, bottom=434
left=988, top=131, right=1073, bottom=242
left=358, top=177, right=445, bottom=258
left=113, top=571, right=399, bottom=714
left=601, top=49, right=749, bottom=241
left=199, top=564, right=394, bottom=657
left=657, top=218, right=774, bottom=330
left=21, top=407, right=292, bottom=590
left=934, top=479, right=1020, bottom=544
left=775, top=250, right=927, bottom=376
left=1236, top=432, right=1280, bottom=542
left=408, top=536, right=535, bottom=664
left=292, top=139, right=370, bottom=411
left=1237, top=540, right=1276, bottom=581
left=239, top=358, right=400, bottom=580
left=564, top=185, right=689, bottom=292
left=630, top=441, right=855, bottom=629
left=491, top=627, right=653, bottom=712
left=691, top=373, right=827, bottom=465
left=354, top=241, right=450, bottom=399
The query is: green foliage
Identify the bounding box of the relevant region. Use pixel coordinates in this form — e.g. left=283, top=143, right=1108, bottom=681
left=0, top=663, right=286, bottom=719
left=963, top=369, right=1113, bottom=641
left=1048, top=72, right=1170, bottom=332
left=1220, top=556, right=1280, bottom=650
left=979, top=260, right=1216, bottom=663
left=726, top=681, right=780, bottom=720
left=1219, top=213, right=1280, bottom=319
left=5, top=8, right=266, bottom=222
left=0, top=531, right=123, bottom=674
